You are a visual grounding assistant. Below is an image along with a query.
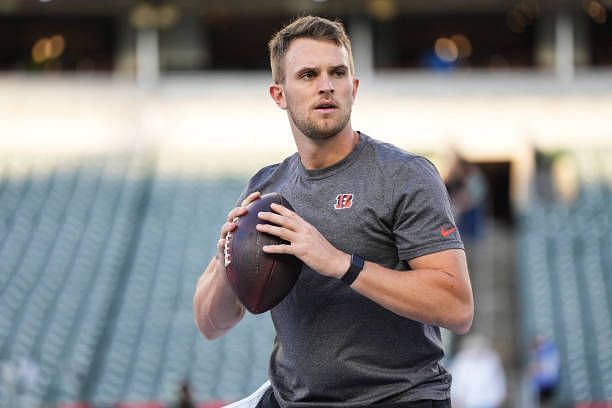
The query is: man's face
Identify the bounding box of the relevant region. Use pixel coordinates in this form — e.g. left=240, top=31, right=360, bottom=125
left=271, top=38, right=359, bottom=141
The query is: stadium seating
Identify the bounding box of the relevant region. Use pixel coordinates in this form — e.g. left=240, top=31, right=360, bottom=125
left=518, top=150, right=612, bottom=406
left=5, top=148, right=610, bottom=407
left=0, top=154, right=275, bottom=407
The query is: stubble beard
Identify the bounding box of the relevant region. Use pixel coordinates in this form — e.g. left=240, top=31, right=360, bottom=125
left=288, top=104, right=352, bottom=141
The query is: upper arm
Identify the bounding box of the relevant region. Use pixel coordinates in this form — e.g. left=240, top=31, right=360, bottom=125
left=407, top=248, right=468, bottom=281
left=408, top=248, right=472, bottom=300
left=408, top=248, right=474, bottom=333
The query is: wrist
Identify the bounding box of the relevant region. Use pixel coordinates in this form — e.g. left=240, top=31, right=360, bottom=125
left=339, top=253, right=365, bottom=286
left=334, top=251, right=352, bottom=279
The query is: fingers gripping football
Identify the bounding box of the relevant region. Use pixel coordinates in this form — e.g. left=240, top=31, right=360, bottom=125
left=256, top=203, right=349, bottom=279
left=216, top=191, right=261, bottom=261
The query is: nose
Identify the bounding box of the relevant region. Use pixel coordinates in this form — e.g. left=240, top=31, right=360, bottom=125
left=318, top=72, right=334, bottom=94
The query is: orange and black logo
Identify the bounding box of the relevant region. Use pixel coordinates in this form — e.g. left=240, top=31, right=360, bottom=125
left=334, top=194, right=354, bottom=209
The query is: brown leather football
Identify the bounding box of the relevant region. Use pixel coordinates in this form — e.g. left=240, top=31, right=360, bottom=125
left=224, top=192, right=302, bottom=314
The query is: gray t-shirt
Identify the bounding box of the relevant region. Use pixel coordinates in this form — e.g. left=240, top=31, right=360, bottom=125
left=236, top=133, right=463, bottom=407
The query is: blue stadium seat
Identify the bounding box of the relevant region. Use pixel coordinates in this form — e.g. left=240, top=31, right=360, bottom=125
left=0, top=153, right=422, bottom=406
left=518, top=151, right=612, bottom=404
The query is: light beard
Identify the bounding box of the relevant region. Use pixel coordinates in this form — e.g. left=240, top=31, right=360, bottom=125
left=288, top=107, right=351, bottom=141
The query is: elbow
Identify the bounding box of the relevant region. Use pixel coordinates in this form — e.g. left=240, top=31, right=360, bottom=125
left=200, top=324, right=223, bottom=341
left=193, top=294, right=245, bottom=341
left=443, top=295, right=473, bottom=335
left=200, top=306, right=245, bottom=340
left=195, top=310, right=231, bottom=341
left=194, top=312, right=220, bottom=340
left=448, top=279, right=474, bottom=335
left=194, top=314, right=213, bottom=341
left=452, top=315, right=473, bottom=335
left=450, top=302, right=474, bottom=335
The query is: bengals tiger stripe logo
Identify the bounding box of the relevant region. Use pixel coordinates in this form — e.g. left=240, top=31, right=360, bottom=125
left=334, top=194, right=353, bottom=209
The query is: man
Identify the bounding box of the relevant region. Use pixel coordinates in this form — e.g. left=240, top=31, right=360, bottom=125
left=194, top=15, right=473, bottom=408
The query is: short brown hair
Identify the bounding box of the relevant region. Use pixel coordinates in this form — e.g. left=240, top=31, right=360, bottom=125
left=268, top=15, right=354, bottom=84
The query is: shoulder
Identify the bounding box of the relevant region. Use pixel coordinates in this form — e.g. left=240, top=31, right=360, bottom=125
left=360, top=134, right=440, bottom=181
left=250, top=163, right=281, bottom=181
left=253, top=153, right=298, bottom=178
left=245, top=153, right=299, bottom=190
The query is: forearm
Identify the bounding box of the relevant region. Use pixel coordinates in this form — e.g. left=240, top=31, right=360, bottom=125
left=255, top=204, right=473, bottom=334
left=350, top=251, right=473, bottom=334
left=193, top=256, right=245, bottom=340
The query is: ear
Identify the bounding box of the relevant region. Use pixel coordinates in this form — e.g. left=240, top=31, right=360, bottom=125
left=269, top=83, right=287, bottom=110
left=352, top=77, right=360, bottom=100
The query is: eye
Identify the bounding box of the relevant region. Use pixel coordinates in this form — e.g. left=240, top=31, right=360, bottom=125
left=333, top=68, right=347, bottom=77
left=300, top=70, right=316, bottom=80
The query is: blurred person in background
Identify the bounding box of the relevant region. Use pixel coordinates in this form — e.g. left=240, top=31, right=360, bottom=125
left=194, top=15, right=473, bottom=408
left=448, top=334, right=507, bottom=408
left=17, top=357, right=39, bottom=395
left=445, top=154, right=488, bottom=242
left=530, top=336, right=560, bottom=407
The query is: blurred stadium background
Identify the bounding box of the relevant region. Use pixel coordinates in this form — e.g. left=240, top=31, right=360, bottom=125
left=0, top=0, right=611, bottom=407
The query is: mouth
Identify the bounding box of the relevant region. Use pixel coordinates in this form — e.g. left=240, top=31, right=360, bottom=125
left=314, top=101, right=338, bottom=113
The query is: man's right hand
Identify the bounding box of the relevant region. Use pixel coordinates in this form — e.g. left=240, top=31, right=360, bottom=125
left=193, top=191, right=261, bottom=340
left=216, top=191, right=262, bottom=269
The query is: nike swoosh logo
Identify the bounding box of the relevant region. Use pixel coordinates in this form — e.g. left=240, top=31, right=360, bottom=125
left=440, top=226, right=457, bottom=237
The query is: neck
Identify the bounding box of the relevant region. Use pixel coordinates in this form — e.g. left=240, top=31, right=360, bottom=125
left=292, top=125, right=359, bottom=170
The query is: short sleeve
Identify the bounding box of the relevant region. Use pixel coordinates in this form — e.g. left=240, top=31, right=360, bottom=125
left=392, top=157, right=464, bottom=261
left=233, top=163, right=282, bottom=207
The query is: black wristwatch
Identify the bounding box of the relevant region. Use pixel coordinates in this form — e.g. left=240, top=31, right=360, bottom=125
left=341, top=254, right=365, bottom=286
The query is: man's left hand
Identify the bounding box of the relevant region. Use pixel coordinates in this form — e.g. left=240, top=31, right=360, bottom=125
left=256, top=203, right=349, bottom=279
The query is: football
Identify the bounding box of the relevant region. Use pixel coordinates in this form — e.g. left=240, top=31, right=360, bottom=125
left=224, top=192, right=302, bottom=314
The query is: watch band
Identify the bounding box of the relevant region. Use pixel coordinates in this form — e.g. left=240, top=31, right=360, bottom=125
left=341, top=254, right=365, bottom=286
